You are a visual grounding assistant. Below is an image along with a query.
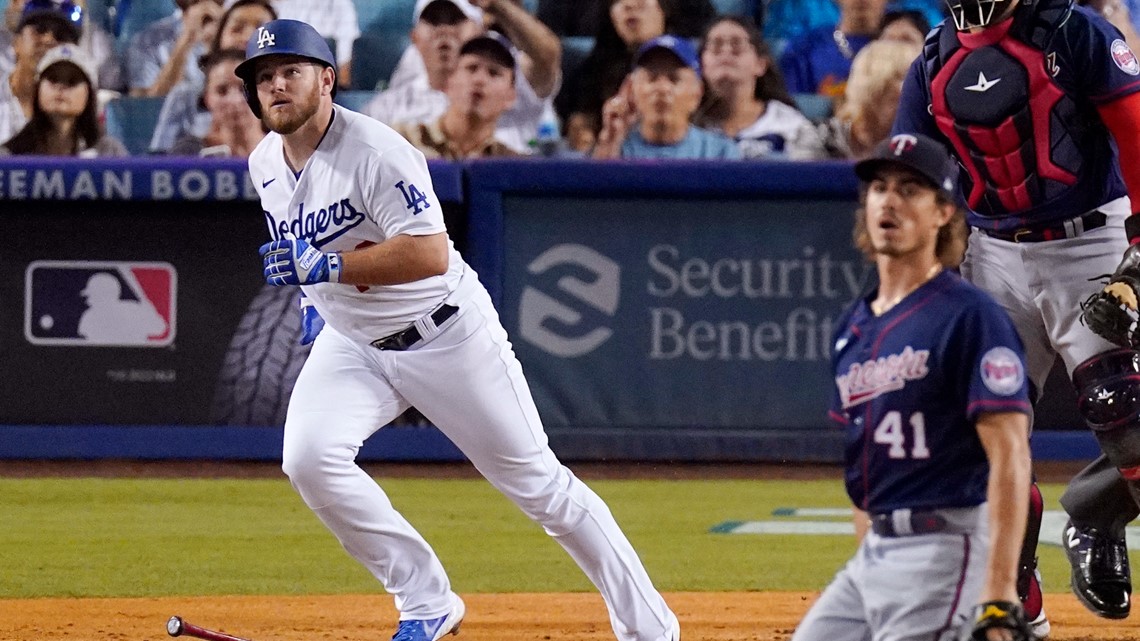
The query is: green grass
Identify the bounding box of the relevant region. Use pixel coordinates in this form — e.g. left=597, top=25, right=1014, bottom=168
left=0, top=477, right=1075, bottom=599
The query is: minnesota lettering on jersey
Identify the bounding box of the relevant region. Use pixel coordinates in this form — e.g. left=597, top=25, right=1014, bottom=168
left=835, top=346, right=931, bottom=409
left=264, top=198, right=366, bottom=248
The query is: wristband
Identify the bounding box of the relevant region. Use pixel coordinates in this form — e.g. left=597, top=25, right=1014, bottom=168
left=1126, top=214, right=1140, bottom=245
left=327, top=252, right=343, bottom=283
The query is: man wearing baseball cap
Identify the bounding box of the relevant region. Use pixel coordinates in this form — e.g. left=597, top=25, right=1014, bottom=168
left=0, top=0, right=82, bottom=142
left=791, top=133, right=1034, bottom=641
left=592, top=34, right=739, bottom=159
left=365, top=0, right=562, bottom=153
left=391, top=31, right=519, bottom=158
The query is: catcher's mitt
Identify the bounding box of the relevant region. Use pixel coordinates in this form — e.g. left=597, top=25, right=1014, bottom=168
left=1081, top=246, right=1140, bottom=348
left=970, top=600, right=1032, bottom=641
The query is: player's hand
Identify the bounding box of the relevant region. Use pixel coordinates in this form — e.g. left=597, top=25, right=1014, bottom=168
left=259, top=239, right=342, bottom=286
left=298, top=293, right=325, bottom=345
left=1080, top=245, right=1140, bottom=347
left=969, top=601, right=1032, bottom=641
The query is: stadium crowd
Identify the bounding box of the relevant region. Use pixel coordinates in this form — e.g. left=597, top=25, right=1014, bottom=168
left=0, top=0, right=1136, bottom=160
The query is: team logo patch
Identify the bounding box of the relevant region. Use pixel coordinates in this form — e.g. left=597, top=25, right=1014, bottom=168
left=24, top=261, right=176, bottom=347
left=980, top=347, right=1024, bottom=396
left=256, top=26, right=275, bottom=50
left=1111, top=39, right=1140, bottom=76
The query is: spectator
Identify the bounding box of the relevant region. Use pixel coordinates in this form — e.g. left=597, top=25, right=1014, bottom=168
left=125, top=0, right=223, bottom=97
left=696, top=15, right=825, bottom=159
left=0, top=0, right=118, bottom=90
left=149, top=0, right=276, bottom=152
left=762, top=0, right=943, bottom=47
left=168, top=49, right=263, bottom=157
left=269, top=0, right=359, bottom=87
left=374, top=0, right=561, bottom=153
left=779, top=0, right=888, bottom=98
left=817, top=39, right=920, bottom=159
left=592, top=34, right=739, bottom=159
left=391, top=32, right=518, bottom=158
left=555, top=0, right=715, bottom=153
left=878, top=9, right=930, bottom=48
left=1, top=44, right=126, bottom=156
left=0, top=0, right=81, bottom=142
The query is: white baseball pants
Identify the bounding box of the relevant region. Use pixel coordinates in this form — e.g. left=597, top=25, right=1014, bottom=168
left=280, top=271, right=678, bottom=641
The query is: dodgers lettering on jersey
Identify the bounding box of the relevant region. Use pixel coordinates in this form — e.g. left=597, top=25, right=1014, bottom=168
left=829, top=271, right=1031, bottom=514
left=249, top=105, right=466, bottom=341
left=893, top=2, right=1140, bottom=231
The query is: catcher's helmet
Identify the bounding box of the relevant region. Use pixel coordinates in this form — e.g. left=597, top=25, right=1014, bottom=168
left=234, top=19, right=337, bottom=117
left=945, top=0, right=1013, bottom=30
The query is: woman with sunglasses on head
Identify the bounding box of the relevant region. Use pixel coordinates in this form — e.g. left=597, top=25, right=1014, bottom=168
left=1, top=44, right=127, bottom=157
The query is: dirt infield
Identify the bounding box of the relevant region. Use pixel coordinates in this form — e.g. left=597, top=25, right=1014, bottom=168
left=2, top=592, right=1138, bottom=641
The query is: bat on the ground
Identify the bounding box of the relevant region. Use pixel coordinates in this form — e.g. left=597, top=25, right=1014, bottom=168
left=166, top=616, right=255, bottom=641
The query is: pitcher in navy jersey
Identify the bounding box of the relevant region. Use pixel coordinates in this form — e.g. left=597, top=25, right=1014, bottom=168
left=791, top=133, right=1033, bottom=641
left=893, top=0, right=1140, bottom=626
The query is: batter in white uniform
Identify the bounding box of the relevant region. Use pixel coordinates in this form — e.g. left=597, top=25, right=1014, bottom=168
left=236, top=19, right=680, bottom=641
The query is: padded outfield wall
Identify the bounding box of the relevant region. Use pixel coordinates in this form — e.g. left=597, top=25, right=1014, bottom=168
left=0, top=158, right=1097, bottom=462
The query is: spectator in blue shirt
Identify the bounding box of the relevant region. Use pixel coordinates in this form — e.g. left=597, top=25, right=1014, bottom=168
left=778, top=0, right=888, bottom=99
left=592, top=34, right=739, bottom=159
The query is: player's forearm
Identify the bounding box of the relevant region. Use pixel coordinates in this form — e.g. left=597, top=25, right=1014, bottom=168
left=976, top=411, right=1031, bottom=603
left=1098, top=92, right=1140, bottom=242
left=336, top=232, right=449, bottom=286
left=487, top=0, right=561, bottom=97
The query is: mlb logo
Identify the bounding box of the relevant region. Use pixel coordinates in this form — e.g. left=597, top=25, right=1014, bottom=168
left=25, top=261, right=177, bottom=347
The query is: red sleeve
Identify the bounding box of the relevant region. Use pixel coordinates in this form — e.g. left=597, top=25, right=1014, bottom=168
left=1099, top=92, right=1140, bottom=243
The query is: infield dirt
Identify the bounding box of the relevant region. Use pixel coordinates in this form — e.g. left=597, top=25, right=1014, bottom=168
left=2, top=592, right=1139, bottom=641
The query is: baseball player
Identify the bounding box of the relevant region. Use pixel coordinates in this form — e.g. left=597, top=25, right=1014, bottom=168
left=236, top=19, right=680, bottom=641
left=793, top=132, right=1033, bottom=641
left=892, top=0, right=1140, bottom=627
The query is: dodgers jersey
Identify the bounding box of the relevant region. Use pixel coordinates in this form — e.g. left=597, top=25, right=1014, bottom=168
left=893, top=0, right=1140, bottom=231
left=249, top=105, right=465, bottom=342
left=829, top=270, right=1031, bottom=514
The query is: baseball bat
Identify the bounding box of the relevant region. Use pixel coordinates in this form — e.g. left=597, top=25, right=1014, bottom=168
left=167, top=616, right=255, bottom=641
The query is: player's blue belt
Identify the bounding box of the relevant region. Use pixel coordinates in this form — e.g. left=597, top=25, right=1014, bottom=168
left=980, top=210, right=1107, bottom=243
left=370, top=304, right=459, bottom=351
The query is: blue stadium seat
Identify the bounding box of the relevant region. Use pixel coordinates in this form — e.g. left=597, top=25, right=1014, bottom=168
left=115, top=0, right=176, bottom=45
left=709, top=0, right=754, bottom=16
left=792, top=93, right=834, bottom=122
left=355, top=0, right=415, bottom=34
left=351, top=32, right=411, bottom=91
left=560, top=36, right=593, bottom=85
left=334, top=89, right=378, bottom=113
left=103, top=96, right=165, bottom=155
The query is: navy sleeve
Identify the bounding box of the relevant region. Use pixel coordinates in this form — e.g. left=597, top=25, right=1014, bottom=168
left=1067, top=5, right=1140, bottom=103
left=959, top=298, right=1032, bottom=421
left=891, top=54, right=940, bottom=138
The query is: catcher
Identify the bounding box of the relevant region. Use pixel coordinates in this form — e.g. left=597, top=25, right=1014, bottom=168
left=791, top=133, right=1034, bottom=641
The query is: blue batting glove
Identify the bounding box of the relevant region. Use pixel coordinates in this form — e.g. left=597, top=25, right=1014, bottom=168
left=258, top=238, right=342, bottom=286
left=298, top=293, right=325, bottom=345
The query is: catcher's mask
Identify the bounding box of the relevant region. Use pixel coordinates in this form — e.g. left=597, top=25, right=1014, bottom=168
left=945, top=0, right=1012, bottom=30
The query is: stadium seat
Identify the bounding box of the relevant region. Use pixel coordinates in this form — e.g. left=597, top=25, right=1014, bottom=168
left=351, top=32, right=412, bottom=91
left=115, top=0, right=176, bottom=45
left=560, top=36, right=593, bottom=86
left=709, top=0, right=754, bottom=16
left=355, top=0, right=415, bottom=34
left=103, top=96, right=165, bottom=155
left=334, top=89, right=378, bottom=113
left=792, top=93, right=834, bottom=122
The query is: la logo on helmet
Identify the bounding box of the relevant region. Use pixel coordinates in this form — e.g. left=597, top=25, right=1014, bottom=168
left=257, top=26, right=275, bottom=49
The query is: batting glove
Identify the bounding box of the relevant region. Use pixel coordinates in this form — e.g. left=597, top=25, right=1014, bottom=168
left=298, top=293, right=325, bottom=346
left=259, top=238, right=342, bottom=286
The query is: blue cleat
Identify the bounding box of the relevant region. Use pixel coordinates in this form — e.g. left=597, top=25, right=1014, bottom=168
left=391, top=596, right=465, bottom=641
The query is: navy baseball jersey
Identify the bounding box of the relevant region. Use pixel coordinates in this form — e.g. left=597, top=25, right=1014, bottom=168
left=829, top=271, right=1032, bottom=513
left=893, top=0, right=1140, bottom=231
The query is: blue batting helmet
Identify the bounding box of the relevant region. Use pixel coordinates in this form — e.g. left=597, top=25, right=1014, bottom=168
left=234, top=19, right=337, bottom=117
